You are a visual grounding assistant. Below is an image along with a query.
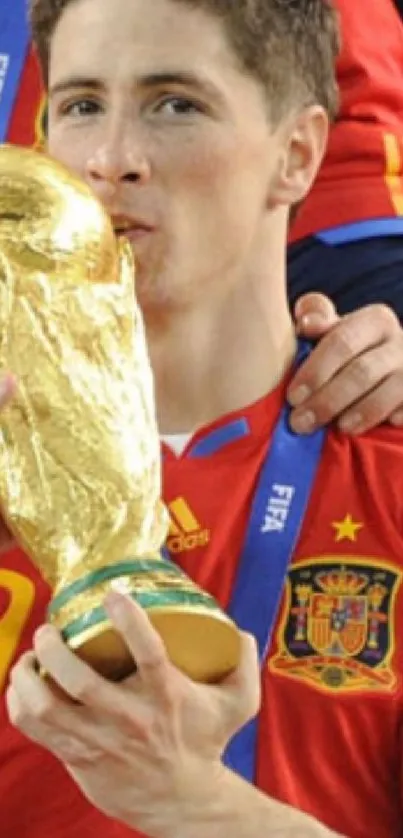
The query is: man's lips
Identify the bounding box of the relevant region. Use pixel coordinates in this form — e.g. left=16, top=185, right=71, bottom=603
left=116, top=226, right=153, bottom=242
left=113, top=216, right=155, bottom=241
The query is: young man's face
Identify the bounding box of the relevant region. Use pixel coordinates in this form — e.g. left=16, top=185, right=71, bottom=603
left=47, top=0, right=320, bottom=313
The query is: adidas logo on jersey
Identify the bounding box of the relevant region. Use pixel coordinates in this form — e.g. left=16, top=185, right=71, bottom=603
left=167, top=497, right=210, bottom=554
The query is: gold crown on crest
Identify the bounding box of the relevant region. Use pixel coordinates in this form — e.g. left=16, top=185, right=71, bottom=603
left=315, top=568, right=368, bottom=596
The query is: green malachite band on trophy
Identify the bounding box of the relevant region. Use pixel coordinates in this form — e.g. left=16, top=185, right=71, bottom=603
left=61, top=590, right=220, bottom=641
left=48, top=558, right=184, bottom=616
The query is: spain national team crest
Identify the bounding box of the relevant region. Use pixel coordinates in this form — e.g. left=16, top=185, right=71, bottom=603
left=269, top=558, right=401, bottom=693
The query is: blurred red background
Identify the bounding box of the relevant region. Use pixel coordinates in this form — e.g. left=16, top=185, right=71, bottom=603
left=7, top=47, right=46, bottom=148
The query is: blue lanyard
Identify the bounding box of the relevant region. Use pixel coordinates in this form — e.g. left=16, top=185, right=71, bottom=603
left=223, top=340, right=325, bottom=782
left=0, top=0, right=30, bottom=143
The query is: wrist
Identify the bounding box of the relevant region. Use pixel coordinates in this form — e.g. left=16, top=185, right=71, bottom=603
left=149, top=757, right=229, bottom=838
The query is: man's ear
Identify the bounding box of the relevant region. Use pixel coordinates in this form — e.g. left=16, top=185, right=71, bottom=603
left=269, top=106, right=329, bottom=208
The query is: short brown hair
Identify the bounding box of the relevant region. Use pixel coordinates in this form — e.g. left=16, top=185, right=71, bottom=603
left=29, top=0, right=340, bottom=122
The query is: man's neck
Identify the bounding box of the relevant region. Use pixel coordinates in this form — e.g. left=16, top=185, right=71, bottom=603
left=145, top=274, right=296, bottom=435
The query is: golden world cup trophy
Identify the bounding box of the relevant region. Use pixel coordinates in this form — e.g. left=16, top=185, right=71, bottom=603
left=0, top=144, right=240, bottom=683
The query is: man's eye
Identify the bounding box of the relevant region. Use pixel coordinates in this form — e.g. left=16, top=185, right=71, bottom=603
left=156, top=97, right=202, bottom=116
left=62, top=99, right=102, bottom=117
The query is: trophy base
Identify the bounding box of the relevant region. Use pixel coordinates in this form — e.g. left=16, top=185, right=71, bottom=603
left=68, top=606, right=240, bottom=683
left=49, top=558, right=241, bottom=683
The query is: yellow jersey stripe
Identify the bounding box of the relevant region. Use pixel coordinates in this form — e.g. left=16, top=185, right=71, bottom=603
left=384, top=132, right=403, bottom=215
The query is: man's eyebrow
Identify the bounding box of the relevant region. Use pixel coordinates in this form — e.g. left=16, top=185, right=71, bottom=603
left=49, top=77, right=106, bottom=97
left=49, top=71, right=223, bottom=101
left=138, top=71, right=222, bottom=99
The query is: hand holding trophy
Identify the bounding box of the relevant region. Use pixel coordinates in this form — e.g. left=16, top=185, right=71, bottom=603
left=0, top=144, right=240, bottom=683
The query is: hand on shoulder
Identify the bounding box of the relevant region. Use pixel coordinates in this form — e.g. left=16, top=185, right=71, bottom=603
left=288, top=294, right=403, bottom=435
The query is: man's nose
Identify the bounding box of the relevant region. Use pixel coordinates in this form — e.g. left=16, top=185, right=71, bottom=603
left=85, top=135, right=151, bottom=200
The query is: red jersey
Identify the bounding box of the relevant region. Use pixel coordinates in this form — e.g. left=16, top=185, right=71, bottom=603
left=163, top=382, right=403, bottom=838
left=0, top=547, right=138, bottom=837
left=291, top=0, right=403, bottom=242
left=1, top=381, right=403, bottom=837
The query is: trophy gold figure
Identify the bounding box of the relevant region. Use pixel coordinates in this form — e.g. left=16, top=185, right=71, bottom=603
left=0, top=144, right=240, bottom=683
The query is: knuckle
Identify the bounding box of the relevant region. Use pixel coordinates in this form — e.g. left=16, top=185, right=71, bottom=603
left=71, top=677, right=97, bottom=705
left=349, top=400, right=379, bottom=430
left=305, top=380, right=345, bottom=422
left=59, top=737, right=103, bottom=767
left=141, top=654, right=164, bottom=674
left=139, top=651, right=168, bottom=683
left=35, top=694, right=58, bottom=723
left=312, top=391, right=342, bottom=424
left=116, top=703, right=148, bottom=738
left=122, top=705, right=167, bottom=748
left=11, top=693, right=54, bottom=728
left=348, top=354, right=373, bottom=389
left=341, top=378, right=399, bottom=431
left=330, top=322, right=360, bottom=360
left=372, top=303, right=398, bottom=331
left=364, top=383, right=400, bottom=423
left=146, top=714, right=167, bottom=744
left=112, top=694, right=155, bottom=740
left=159, top=678, right=179, bottom=712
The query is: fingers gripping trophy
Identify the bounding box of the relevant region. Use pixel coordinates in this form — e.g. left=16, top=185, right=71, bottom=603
left=0, top=144, right=240, bottom=683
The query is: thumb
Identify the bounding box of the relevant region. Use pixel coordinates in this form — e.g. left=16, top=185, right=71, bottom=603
left=294, top=293, right=340, bottom=338
left=222, top=632, right=261, bottom=728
